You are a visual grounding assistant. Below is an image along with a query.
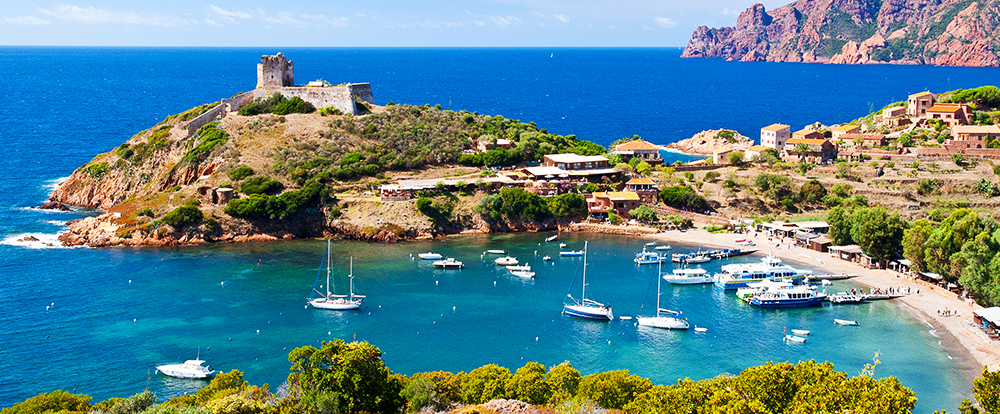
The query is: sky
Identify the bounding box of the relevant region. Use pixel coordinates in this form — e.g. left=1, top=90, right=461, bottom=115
left=0, top=0, right=785, bottom=47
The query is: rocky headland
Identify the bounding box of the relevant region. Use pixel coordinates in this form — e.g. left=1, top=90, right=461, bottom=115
left=681, top=0, right=1000, bottom=67
left=664, top=129, right=753, bottom=155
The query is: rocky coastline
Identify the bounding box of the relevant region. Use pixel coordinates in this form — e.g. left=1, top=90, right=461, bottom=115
left=664, top=129, right=753, bottom=155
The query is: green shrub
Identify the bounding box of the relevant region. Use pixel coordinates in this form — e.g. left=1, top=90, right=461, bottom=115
left=1, top=390, right=92, bottom=414
left=507, top=362, right=552, bottom=405
left=462, top=364, right=511, bottom=404
left=179, top=122, right=229, bottom=167
left=137, top=208, right=154, bottom=218
left=272, top=96, right=315, bottom=115
left=240, top=177, right=284, bottom=195
left=800, top=179, right=828, bottom=203
left=228, top=166, right=255, bottom=181
left=704, top=171, right=720, bottom=182
left=577, top=370, right=652, bottom=410
left=162, top=205, right=203, bottom=228
left=83, top=162, right=109, bottom=178
left=658, top=185, right=709, bottom=211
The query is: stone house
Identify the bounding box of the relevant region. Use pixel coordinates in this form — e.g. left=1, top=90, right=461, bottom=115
left=586, top=191, right=640, bottom=219
left=613, top=139, right=664, bottom=165
left=624, top=177, right=658, bottom=202
left=830, top=124, right=860, bottom=140
left=925, top=103, right=969, bottom=127
left=760, top=123, right=791, bottom=152
left=744, top=145, right=770, bottom=161
left=781, top=137, right=838, bottom=163
left=907, top=91, right=935, bottom=117
left=946, top=125, right=1000, bottom=151
left=792, top=129, right=825, bottom=140
left=841, top=133, right=887, bottom=148
left=476, top=138, right=513, bottom=153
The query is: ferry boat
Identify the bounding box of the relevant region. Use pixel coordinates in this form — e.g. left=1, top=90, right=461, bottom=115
left=663, top=268, right=712, bottom=285
left=736, top=279, right=793, bottom=300
left=713, top=255, right=811, bottom=290
left=634, top=250, right=663, bottom=265
left=749, top=284, right=827, bottom=308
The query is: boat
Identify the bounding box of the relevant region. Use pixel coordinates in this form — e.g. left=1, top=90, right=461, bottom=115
left=685, top=253, right=711, bottom=264
left=433, top=258, right=464, bottom=269
left=694, top=326, right=708, bottom=333
left=510, top=269, right=536, bottom=278
left=563, top=241, right=613, bottom=321
left=827, top=292, right=868, bottom=304
left=654, top=245, right=672, bottom=251
left=542, top=256, right=552, bottom=261
left=546, top=235, right=558, bottom=242
left=791, top=329, right=810, bottom=336
left=418, top=252, right=443, bottom=260
left=709, top=248, right=753, bottom=259
left=645, top=241, right=657, bottom=247
left=637, top=260, right=689, bottom=330
left=783, top=334, right=807, bottom=343
left=156, top=350, right=215, bottom=379
left=750, top=284, right=827, bottom=308
left=834, top=319, right=859, bottom=326
left=736, top=279, right=793, bottom=301
left=507, top=265, right=531, bottom=271
left=560, top=250, right=583, bottom=257
left=634, top=249, right=663, bottom=265
left=713, top=254, right=811, bottom=290
left=495, top=256, right=519, bottom=266
left=559, top=242, right=567, bottom=248
left=309, top=240, right=364, bottom=310
left=485, top=249, right=506, bottom=255
left=663, top=268, right=712, bottom=285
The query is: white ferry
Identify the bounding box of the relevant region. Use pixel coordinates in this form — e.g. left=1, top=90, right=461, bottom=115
left=749, top=284, right=827, bottom=308
left=713, top=255, right=810, bottom=290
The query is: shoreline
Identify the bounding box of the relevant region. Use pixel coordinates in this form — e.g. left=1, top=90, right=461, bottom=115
left=641, top=228, right=996, bottom=386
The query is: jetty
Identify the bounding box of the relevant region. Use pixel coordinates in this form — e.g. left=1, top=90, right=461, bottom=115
left=808, top=273, right=857, bottom=281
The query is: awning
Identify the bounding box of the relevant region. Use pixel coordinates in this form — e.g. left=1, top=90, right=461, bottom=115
left=919, top=272, right=943, bottom=280
left=974, top=307, right=1000, bottom=325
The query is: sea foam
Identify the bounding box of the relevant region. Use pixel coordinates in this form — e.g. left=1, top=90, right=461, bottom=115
left=0, top=232, right=74, bottom=249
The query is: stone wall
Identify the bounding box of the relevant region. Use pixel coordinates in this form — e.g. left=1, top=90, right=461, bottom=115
left=253, top=83, right=374, bottom=115
left=257, top=53, right=294, bottom=88
left=185, top=92, right=253, bottom=136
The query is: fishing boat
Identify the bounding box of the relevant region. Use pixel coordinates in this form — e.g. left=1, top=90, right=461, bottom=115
left=834, top=319, right=859, bottom=326
left=433, top=258, right=464, bottom=269
left=563, top=241, right=613, bottom=321
left=485, top=249, right=506, bottom=255
left=495, top=256, right=519, bottom=266
left=750, top=284, right=827, bottom=308
left=654, top=245, right=672, bottom=251
left=663, top=268, right=712, bottom=285
left=791, top=329, right=810, bottom=336
left=418, top=252, right=443, bottom=260
left=634, top=249, right=663, bottom=265
left=637, top=260, right=689, bottom=330
left=546, top=235, right=558, bottom=242
left=156, top=350, right=215, bottom=379
left=783, top=334, right=807, bottom=343
left=713, top=254, right=811, bottom=290
left=645, top=241, right=657, bottom=247
left=309, top=240, right=365, bottom=310
left=560, top=250, right=583, bottom=257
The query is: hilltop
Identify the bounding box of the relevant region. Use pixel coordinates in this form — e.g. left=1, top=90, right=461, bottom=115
left=681, top=0, right=1000, bottom=66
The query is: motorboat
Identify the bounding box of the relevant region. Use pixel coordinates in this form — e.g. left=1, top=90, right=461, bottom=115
left=560, top=250, right=583, bottom=257
left=713, top=254, right=811, bottom=290
left=495, top=256, right=519, bottom=266
left=694, top=326, right=708, bottom=333
left=663, top=268, right=712, bottom=285
left=542, top=256, right=552, bottom=261
left=634, top=250, right=663, bottom=265
left=783, top=334, right=807, bottom=343
left=510, top=269, right=536, bottom=278
left=834, top=319, right=859, bottom=326
left=685, top=253, right=711, bottom=264
left=433, top=258, right=464, bottom=269
left=418, top=252, right=443, bottom=260
left=506, top=265, right=531, bottom=272
left=736, top=279, right=793, bottom=301
left=654, top=245, right=672, bottom=251
left=485, top=249, right=506, bottom=255
left=636, top=260, right=689, bottom=330
left=563, top=241, right=613, bottom=321
left=309, top=240, right=365, bottom=310
left=645, top=241, right=657, bottom=247
left=791, top=329, right=810, bottom=336
left=827, top=292, right=868, bottom=304
left=156, top=351, right=215, bottom=379
left=546, top=235, right=558, bottom=242
left=559, top=242, right=567, bottom=248
left=750, top=284, right=827, bottom=308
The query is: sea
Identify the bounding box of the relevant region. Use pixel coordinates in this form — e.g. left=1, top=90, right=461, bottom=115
left=1, top=47, right=998, bottom=411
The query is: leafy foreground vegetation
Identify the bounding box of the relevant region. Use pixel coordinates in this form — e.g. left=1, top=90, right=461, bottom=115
left=5, top=340, right=999, bottom=414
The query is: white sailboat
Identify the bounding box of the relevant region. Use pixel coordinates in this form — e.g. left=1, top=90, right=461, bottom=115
left=637, top=260, right=690, bottom=330
left=563, top=241, right=613, bottom=321
left=309, top=240, right=365, bottom=310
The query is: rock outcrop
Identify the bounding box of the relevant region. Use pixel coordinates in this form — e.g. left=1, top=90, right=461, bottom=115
left=665, top=129, right=754, bottom=155
left=681, top=0, right=1000, bottom=67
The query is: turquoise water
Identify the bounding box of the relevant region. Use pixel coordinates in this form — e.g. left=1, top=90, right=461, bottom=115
left=2, top=233, right=968, bottom=411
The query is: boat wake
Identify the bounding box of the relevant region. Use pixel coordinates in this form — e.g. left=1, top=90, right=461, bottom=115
left=0, top=232, right=73, bottom=249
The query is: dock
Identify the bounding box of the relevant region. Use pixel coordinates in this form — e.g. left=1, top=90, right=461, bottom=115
left=809, top=273, right=857, bottom=281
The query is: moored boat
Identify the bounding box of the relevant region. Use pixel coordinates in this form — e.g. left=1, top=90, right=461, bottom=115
left=560, top=250, right=583, bottom=257
left=636, top=260, right=689, bottom=330
left=634, top=250, right=663, bottom=265
left=827, top=292, right=868, bottom=304
left=156, top=352, right=215, bottom=379
left=783, top=334, right=807, bottom=343
left=418, top=252, right=443, bottom=260
left=663, top=268, right=712, bottom=285
left=834, top=319, right=859, bottom=326
left=433, top=258, right=464, bottom=269
left=750, top=284, right=827, bottom=308
left=713, top=254, right=811, bottom=290
left=495, top=256, right=519, bottom=266
left=485, top=249, right=506, bottom=255
left=309, top=240, right=365, bottom=310
left=506, top=265, right=531, bottom=272
left=791, top=329, right=810, bottom=336
left=510, top=269, right=536, bottom=278
left=563, top=241, right=613, bottom=321
left=546, top=235, right=558, bottom=242
left=654, top=245, right=672, bottom=251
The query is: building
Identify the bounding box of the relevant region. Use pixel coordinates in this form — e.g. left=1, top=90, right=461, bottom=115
left=543, top=153, right=610, bottom=170
left=973, top=307, right=1000, bottom=341
left=744, top=145, right=770, bottom=161
left=925, top=103, right=969, bottom=127
left=840, top=133, right=887, bottom=148
left=792, top=129, right=825, bottom=140
left=883, top=106, right=906, bottom=119
left=624, top=177, right=658, bottom=202
left=760, top=124, right=791, bottom=152
left=613, top=139, right=664, bottom=165
left=586, top=191, right=641, bottom=219
left=476, top=138, right=513, bottom=153
left=782, top=138, right=838, bottom=163
left=946, top=125, right=1000, bottom=151
left=713, top=148, right=738, bottom=165
left=907, top=91, right=935, bottom=117
left=830, top=124, right=860, bottom=140
left=257, top=52, right=294, bottom=88
left=253, top=53, right=374, bottom=115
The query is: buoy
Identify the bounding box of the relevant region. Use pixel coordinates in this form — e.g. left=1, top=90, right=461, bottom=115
left=368, top=312, right=372, bottom=315
left=206, top=347, right=210, bottom=350
left=433, top=322, right=436, bottom=325
left=133, top=319, right=136, bottom=322
left=128, top=280, right=131, bottom=284
left=256, top=329, right=260, bottom=334
left=279, top=312, right=282, bottom=316
left=346, top=321, right=349, bottom=325
left=535, top=337, right=539, bottom=341
left=51, top=302, right=54, bottom=306
left=46, top=306, right=49, bottom=310
left=328, top=331, right=331, bottom=335
left=229, top=338, right=232, bottom=341
left=494, top=281, right=496, bottom=285
left=435, top=281, right=439, bottom=285
left=453, top=306, right=456, bottom=311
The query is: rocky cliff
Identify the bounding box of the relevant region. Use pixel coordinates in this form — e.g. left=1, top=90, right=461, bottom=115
left=665, top=129, right=753, bottom=155
left=681, top=0, right=1000, bottom=66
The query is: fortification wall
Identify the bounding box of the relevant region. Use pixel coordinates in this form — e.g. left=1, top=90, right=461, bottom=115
left=253, top=83, right=374, bottom=114
left=347, top=83, right=374, bottom=104
left=185, top=92, right=253, bottom=136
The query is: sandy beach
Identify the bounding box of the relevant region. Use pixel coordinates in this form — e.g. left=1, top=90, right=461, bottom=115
left=638, top=227, right=999, bottom=385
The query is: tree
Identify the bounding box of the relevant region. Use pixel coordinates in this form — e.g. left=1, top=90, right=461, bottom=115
left=614, top=162, right=635, bottom=174
left=286, top=340, right=405, bottom=414
left=850, top=207, right=908, bottom=262
left=727, top=151, right=745, bottom=166
left=827, top=206, right=855, bottom=245
left=507, top=362, right=551, bottom=405
left=629, top=205, right=658, bottom=222
left=461, top=364, right=511, bottom=404
left=898, top=133, right=914, bottom=147
left=799, top=179, right=827, bottom=203
left=958, top=231, right=1000, bottom=306
left=635, top=160, right=653, bottom=175
left=793, top=143, right=812, bottom=158
left=577, top=370, right=652, bottom=410
left=547, top=193, right=587, bottom=218
left=658, top=185, right=709, bottom=211
left=0, top=390, right=92, bottom=414
left=960, top=365, right=1000, bottom=414
left=545, top=362, right=581, bottom=403
left=902, top=219, right=934, bottom=272
left=754, top=174, right=793, bottom=201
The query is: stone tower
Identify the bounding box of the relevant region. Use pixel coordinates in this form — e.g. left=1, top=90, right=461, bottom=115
left=256, top=53, right=294, bottom=88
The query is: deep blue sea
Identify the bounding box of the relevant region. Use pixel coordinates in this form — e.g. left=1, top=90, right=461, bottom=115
left=2, top=47, right=998, bottom=411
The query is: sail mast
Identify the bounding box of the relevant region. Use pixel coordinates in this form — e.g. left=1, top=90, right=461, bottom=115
left=349, top=257, right=354, bottom=301
left=656, top=259, right=662, bottom=317
left=582, top=241, right=588, bottom=302
left=325, top=240, right=331, bottom=299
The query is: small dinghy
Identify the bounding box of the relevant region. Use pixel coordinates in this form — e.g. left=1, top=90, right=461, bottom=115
left=559, top=242, right=567, bottom=248
left=834, top=319, right=859, bottom=326
left=791, top=329, right=810, bottom=336
left=485, top=249, right=506, bottom=255
left=418, top=252, right=443, bottom=260
left=542, top=256, right=552, bottom=261
left=694, top=326, right=708, bottom=333
left=784, top=334, right=807, bottom=343
left=619, top=316, right=633, bottom=320
left=545, top=235, right=558, bottom=242
left=494, top=256, right=519, bottom=266
left=655, top=245, right=672, bottom=251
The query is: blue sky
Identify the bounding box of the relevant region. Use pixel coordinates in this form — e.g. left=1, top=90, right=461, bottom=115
left=0, top=0, right=782, bottom=47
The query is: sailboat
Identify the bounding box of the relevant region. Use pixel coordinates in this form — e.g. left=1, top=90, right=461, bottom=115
left=636, top=260, right=690, bottom=330
left=309, top=240, right=365, bottom=310
left=562, top=241, right=613, bottom=321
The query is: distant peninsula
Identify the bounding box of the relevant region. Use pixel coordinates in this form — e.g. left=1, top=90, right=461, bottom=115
left=681, top=0, right=1000, bottom=67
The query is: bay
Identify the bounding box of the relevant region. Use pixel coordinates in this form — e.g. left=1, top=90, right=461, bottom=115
left=2, top=47, right=996, bottom=411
